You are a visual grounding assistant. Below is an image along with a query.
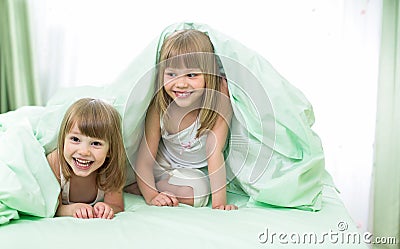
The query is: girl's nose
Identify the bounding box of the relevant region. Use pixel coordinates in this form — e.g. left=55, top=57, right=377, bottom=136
left=78, top=144, right=91, bottom=156
left=175, top=79, right=188, bottom=88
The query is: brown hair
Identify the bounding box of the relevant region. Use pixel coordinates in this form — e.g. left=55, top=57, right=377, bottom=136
left=154, top=29, right=222, bottom=137
left=57, top=98, right=126, bottom=192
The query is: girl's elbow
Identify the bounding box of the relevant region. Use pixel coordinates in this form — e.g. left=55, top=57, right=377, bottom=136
left=116, top=205, right=124, bottom=213
left=205, top=139, right=225, bottom=157
left=206, top=144, right=224, bottom=160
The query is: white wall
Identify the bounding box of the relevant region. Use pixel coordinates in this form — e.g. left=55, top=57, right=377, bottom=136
left=32, top=0, right=382, bottom=232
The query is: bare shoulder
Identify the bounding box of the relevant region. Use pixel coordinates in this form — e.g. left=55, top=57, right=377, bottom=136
left=145, top=102, right=161, bottom=128
left=216, top=79, right=233, bottom=126
left=220, top=77, right=230, bottom=96
left=146, top=101, right=159, bottom=117
left=46, top=150, right=61, bottom=183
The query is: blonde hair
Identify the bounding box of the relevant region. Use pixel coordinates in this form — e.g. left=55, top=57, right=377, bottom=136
left=57, top=98, right=126, bottom=192
left=154, top=29, right=222, bottom=137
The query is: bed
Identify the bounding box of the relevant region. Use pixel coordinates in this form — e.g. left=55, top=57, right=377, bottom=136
left=0, top=187, right=369, bottom=249
left=0, top=22, right=369, bottom=249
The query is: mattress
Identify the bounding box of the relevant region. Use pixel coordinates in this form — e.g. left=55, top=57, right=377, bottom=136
left=0, top=186, right=369, bottom=249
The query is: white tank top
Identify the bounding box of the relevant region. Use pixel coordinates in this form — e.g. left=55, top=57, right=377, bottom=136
left=158, top=115, right=209, bottom=169
left=60, top=167, right=105, bottom=205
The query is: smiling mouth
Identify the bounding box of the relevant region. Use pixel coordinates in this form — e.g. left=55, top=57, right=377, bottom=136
left=174, top=91, right=192, bottom=98
left=73, top=158, right=93, bottom=170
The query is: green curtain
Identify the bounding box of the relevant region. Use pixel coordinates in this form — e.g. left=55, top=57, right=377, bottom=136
left=0, top=0, right=41, bottom=114
left=372, top=0, right=400, bottom=248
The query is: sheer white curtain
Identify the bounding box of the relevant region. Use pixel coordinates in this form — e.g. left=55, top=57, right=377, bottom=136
left=371, top=1, right=400, bottom=248
left=32, top=0, right=381, bottom=233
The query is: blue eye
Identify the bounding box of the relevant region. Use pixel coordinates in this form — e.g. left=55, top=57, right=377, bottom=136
left=165, top=72, right=177, bottom=77
left=187, top=73, right=197, bottom=78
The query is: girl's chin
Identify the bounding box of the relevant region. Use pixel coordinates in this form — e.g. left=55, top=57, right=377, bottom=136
left=173, top=102, right=193, bottom=108
left=72, top=168, right=94, bottom=177
left=173, top=98, right=202, bottom=108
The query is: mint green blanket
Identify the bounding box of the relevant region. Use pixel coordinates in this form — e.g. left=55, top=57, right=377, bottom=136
left=0, top=22, right=331, bottom=224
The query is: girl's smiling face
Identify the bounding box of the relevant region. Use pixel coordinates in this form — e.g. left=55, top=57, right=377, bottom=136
left=163, top=67, right=205, bottom=108
left=63, top=123, right=109, bottom=177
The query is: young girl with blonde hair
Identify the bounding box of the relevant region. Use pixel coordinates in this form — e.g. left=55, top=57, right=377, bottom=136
left=47, top=98, right=126, bottom=219
left=126, top=29, right=237, bottom=210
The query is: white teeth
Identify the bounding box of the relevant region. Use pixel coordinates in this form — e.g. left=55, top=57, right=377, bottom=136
left=76, top=158, right=90, bottom=164
left=75, top=158, right=91, bottom=167
left=176, top=92, right=190, bottom=97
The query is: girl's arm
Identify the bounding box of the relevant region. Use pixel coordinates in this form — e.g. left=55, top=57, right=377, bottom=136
left=46, top=150, right=76, bottom=217
left=47, top=150, right=61, bottom=183
left=136, top=103, right=178, bottom=206
left=47, top=150, right=113, bottom=218
left=93, top=190, right=124, bottom=219
left=206, top=79, right=237, bottom=210
left=206, top=114, right=236, bottom=210
left=103, top=191, right=124, bottom=213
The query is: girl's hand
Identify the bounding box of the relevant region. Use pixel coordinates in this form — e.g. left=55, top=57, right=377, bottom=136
left=94, top=202, right=114, bottom=219
left=150, top=191, right=179, bottom=207
left=71, top=203, right=95, bottom=219
left=213, top=204, right=238, bottom=211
